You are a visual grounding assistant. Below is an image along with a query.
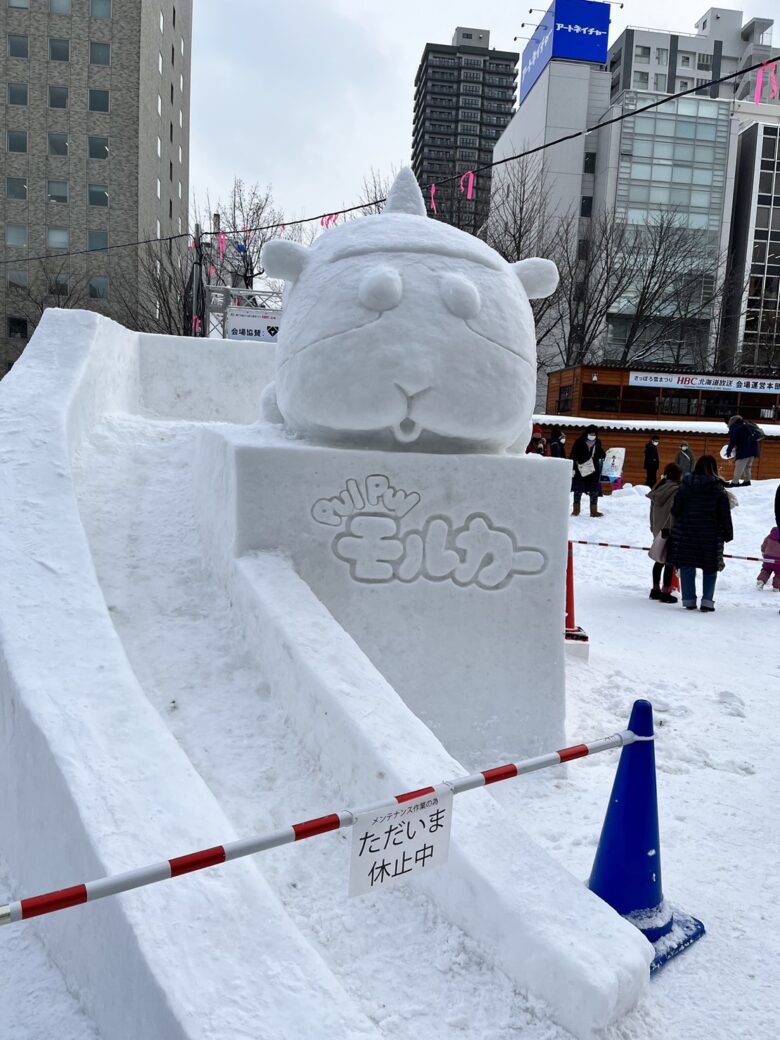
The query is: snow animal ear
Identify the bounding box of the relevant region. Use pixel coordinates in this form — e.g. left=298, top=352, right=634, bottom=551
left=261, top=240, right=309, bottom=283
left=383, top=167, right=427, bottom=217
left=512, top=258, right=559, bottom=300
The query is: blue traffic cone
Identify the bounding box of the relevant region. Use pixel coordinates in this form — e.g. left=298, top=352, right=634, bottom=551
left=588, top=699, right=705, bottom=973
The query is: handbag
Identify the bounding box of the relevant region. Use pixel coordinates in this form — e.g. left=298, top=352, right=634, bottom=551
left=578, top=457, right=596, bottom=477
left=648, top=531, right=668, bottom=564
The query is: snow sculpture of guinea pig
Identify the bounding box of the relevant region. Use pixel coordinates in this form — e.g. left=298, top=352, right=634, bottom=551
left=260, top=167, right=558, bottom=453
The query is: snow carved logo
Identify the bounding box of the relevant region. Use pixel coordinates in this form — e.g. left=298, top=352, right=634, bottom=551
left=311, top=475, right=547, bottom=589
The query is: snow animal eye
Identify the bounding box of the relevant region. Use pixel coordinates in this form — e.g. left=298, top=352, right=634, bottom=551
left=358, top=266, right=403, bottom=312
left=440, top=273, right=481, bottom=319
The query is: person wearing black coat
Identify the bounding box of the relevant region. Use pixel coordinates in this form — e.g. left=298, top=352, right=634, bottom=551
left=644, top=437, right=660, bottom=487
left=570, top=425, right=607, bottom=517
left=548, top=426, right=566, bottom=458
left=669, top=454, right=734, bottom=612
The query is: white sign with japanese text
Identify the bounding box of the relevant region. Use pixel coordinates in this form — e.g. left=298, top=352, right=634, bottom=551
left=629, top=371, right=780, bottom=395
left=349, top=787, right=453, bottom=897
left=226, top=306, right=282, bottom=342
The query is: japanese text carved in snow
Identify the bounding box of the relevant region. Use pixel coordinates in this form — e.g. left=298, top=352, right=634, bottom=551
left=260, top=168, right=558, bottom=453
left=311, top=475, right=547, bottom=590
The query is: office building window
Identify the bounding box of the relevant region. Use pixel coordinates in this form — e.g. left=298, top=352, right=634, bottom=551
left=654, top=73, right=667, bottom=91
left=583, top=152, right=596, bottom=174
left=7, top=81, right=27, bottom=105
left=180, top=36, right=184, bottom=55
left=88, top=183, right=108, bottom=207
left=90, top=41, right=110, bottom=65
left=8, top=0, right=29, bottom=9
left=156, top=218, right=161, bottom=238
left=89, top=276, right=108, bottom=298
left=47, top=227, right=69, bottom=249
left=48, top=131, right=68, bottom=155
left=156, top=177, right=161, bottom=199
left=580, top=196, right=593, bottom=218
left=48, top=273, right=69, bottom=295
left=6, top=176, right=27, bottom=199
left=88, top=229, right=108, bottom=251
left=49, top=84, right=69, bottom=108
left=179, top=72, right=183, bottom=92
left=634, top=45, right=650, bottom=64
left=7, top=129, right=27, bottom=152
left=47, top=179, right=68, bottom=203
left=8, top=317, right=28, bottom=338
left=157, top=135, right=161, bottom=157
left=178, top=180, right=182, bottom=199
left=178, top=216, right=182, bottom=233
left=170, top=82, right=173, bottom=103
left=90, top=0, right=111, bottom=16
left=89, top=88, right=109, bottom=111
left=679, top=78, right=690, bottom=91
left=679, top=51, right=693, bottom=67
left=178, top=144, right=182, bottom=163
left=697, top=53, right=712, bottom=69
left=49, top=37, right=70, bottom=61
left=8, top=34, right=28, bottom=58
left=6, top=223, right=27, bottom=246
left=168, top=198, right=172, bottom=219
left=50, top=0, right=71, bottom=12
left=159, top=9, right=163, bottom=31
left=88, top=135, right=109, bottom=159
left=656, top=47, right=668, bottom=65
left=158, top=51, right=163, bottom=74
left=178, top=109, right=182, bottom=128
left=157, top=93, right=162, bottom=115
left=634, top=71, right=649, bottom=88
left=7, top=268, right=28, bottom=289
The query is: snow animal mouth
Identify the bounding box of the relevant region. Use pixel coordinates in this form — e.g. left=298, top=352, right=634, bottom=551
left=392, top=417, right=423, bottom=443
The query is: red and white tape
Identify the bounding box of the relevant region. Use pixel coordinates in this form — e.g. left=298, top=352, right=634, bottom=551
left=572, top=539, right=762, bottom=563
left=0, top=730, right=640, bottom=926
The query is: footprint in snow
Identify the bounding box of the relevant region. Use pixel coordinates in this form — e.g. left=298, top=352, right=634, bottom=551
left=716, top=689, right=746, bottom=718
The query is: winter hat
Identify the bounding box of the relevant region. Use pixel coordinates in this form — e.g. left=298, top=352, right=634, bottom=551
left=727, top=415, right=742, bottom=426
left=532, top=423, right=543, bottom=439
left=585, top=424, right=598, bottom=434
left=551, top=425, right=562, bottom=440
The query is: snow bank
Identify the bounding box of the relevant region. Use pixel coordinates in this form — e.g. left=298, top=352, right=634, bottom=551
left=534, top=413, right=780, bottom=437
left=195, top=427, right=654, bottom=1038
left=0, top=310, right=379, bottom=1040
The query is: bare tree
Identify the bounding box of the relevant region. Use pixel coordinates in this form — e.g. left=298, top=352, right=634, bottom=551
left=200, top=179, right=285, bottom=290
left=112, top=237, right=193, bottom=336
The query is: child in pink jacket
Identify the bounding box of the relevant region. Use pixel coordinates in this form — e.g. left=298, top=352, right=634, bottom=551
left=757, top=527, right=780, bottom=590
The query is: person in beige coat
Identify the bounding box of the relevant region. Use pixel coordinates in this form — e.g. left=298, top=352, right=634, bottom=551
left=646, top=462, right=683, bottom=603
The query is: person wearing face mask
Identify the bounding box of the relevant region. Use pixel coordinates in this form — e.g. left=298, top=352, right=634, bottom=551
left=676, top=441, right=696, bottom=475
left=644, top=436, right=660, bottom=488
left=548, top=426, right=566, bottom=458
left=570, top=425, right=606, bottom=517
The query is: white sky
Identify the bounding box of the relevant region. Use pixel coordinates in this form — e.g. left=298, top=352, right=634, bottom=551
left=190, top=0, right=768, bottom=226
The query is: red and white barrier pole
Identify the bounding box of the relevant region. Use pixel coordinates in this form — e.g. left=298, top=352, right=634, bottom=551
left=0, top=729, right=640, bottom=927
left=571, top=539, right=761, bottom=563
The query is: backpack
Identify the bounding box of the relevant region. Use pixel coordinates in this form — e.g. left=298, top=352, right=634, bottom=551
left=746, top=422, right=766, bottom=443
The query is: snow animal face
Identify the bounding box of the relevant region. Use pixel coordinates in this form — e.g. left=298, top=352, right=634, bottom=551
left=260, top=169, right=557, bottom=452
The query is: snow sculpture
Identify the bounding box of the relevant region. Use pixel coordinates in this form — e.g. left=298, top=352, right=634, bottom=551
left=260, top=168, right=558, bottom=451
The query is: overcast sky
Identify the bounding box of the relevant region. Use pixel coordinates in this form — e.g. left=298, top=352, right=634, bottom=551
left=190, top=0, right=765, bottom=226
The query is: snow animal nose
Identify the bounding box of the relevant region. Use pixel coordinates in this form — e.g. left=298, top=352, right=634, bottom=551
left=440, top=273, right=481, bottom=319
left=358, top=266, right=403, bottom=312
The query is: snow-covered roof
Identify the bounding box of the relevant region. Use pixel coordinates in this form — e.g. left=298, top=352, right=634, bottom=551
left=533, top=413, right=780, bottom=437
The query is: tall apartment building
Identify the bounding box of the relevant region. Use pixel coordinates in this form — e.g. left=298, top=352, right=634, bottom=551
left=491, top=5, right=778, bottom=368
left=0, top=0, right=192, bottom=374
left=411, top=27, right=518, bottom=233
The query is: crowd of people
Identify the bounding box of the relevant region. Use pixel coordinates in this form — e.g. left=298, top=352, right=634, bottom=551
left=526, top=419, right=779, bottom=613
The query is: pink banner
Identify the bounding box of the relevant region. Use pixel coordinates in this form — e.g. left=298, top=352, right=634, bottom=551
left=430, top=184, right=437, bottom=214
left=755, top=61, right=779, bottom=104
left=320, top=214, right=339, bottom=229
left=217, top=231, right=227, bottom=262
left=459, top=170, right=475, bottom=200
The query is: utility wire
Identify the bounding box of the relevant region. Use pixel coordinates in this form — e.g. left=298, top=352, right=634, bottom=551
left=1, top=53, right=778, bottom=266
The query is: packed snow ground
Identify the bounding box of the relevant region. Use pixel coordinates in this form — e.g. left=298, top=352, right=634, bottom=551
left=61, top=414, right=779, bottom=1040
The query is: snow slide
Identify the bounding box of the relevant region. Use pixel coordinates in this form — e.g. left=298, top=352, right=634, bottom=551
left=2, top=310, right=650, bottom=1039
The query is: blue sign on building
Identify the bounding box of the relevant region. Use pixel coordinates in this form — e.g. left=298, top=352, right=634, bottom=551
left=520, top=0, right=611, bottom=104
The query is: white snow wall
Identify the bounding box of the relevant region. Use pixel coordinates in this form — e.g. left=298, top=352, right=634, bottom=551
left=0, top=310, right=380, bottom=1040
left=195, top=426, right=655, bottom=1037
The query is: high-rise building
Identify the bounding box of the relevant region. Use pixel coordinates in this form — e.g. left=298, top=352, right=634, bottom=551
left=411, top=27, right=518, bottom=233
left=1, top=0, right=192, bottom=374
left=491, top=5, right=779, bottom=369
